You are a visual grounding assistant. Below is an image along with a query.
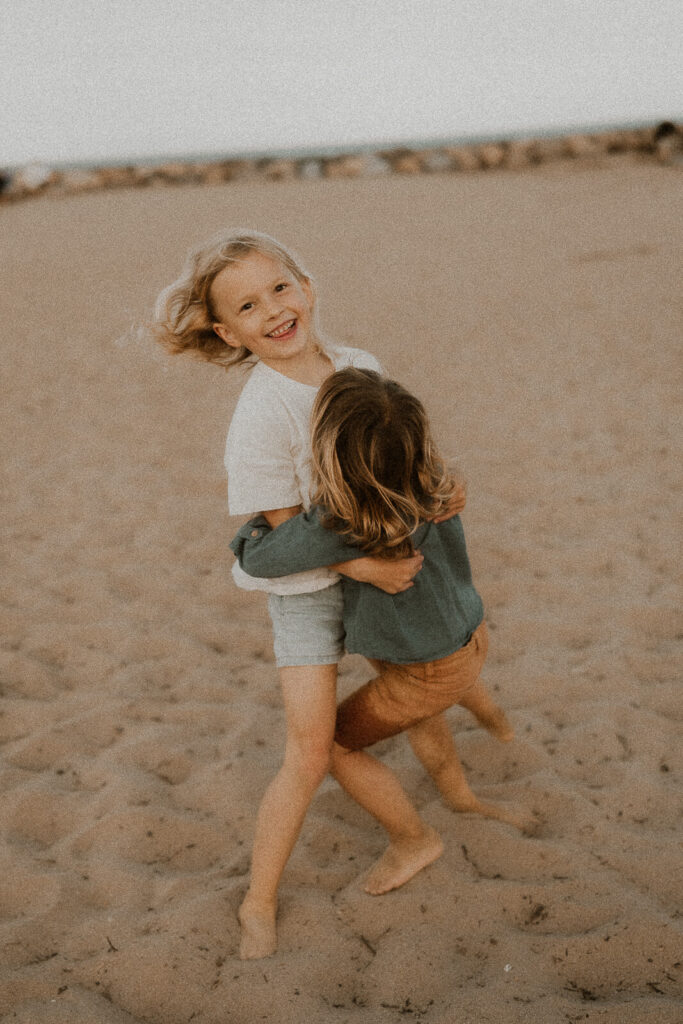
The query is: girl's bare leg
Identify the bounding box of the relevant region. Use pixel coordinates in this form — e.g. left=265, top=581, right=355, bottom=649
left=238, top=664, right=337, bottom=960
left=408, top=714, right=535, bottom=832
left=458, top=679, right=514, bottom=741
left=330, top=744, right=443, bottom=895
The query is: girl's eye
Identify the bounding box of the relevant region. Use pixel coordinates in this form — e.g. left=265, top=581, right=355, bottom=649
left=275, top=282, right=288, bottom=292
left=240, top=302, right=253, bottom=312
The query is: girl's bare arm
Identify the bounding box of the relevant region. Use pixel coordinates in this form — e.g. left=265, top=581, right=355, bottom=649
left=330, top=553, right=423, bottom=594
left=262, top=506, right=303, bottom=529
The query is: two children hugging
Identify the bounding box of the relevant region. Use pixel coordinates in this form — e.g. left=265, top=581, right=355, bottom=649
left=149, top=230, right=532, bottom=961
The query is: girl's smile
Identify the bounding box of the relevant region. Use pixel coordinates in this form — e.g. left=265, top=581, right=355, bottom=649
left=266, top=318, right=297, bottom=340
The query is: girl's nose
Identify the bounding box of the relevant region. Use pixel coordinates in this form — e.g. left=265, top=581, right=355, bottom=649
left=265, top=297, right=284, bottom=319
left=264, top=303, right=282, bottom=323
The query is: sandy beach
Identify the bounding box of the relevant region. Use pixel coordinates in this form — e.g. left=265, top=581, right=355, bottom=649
left=0, top=155, right=681, bottom=1023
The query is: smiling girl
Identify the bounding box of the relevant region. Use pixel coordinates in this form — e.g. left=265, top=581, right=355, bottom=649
left=150, top=231, right=428, bottom=958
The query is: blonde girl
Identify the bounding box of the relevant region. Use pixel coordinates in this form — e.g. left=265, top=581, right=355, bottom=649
left=151, top=232, right=435, bottom=961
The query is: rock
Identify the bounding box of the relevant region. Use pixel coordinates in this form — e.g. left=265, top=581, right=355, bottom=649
left=153, top=162, right=196, bottom=184
left=564, top=133, right=604, bottom=158
left=380, top=149, right=423, bottom=173
left=322, top=153, right=392, bottom=178
left=504, top=138, right=541, bottom=169
left=258, top=158, right=299, bottom=180
left=592, top=130, right=630, bottom=153
left=196, top=163, right=231, bottom=184
left=444, top=146, right=480, bottom=171
left=131, top=165, right=157, bottom=185
left=189, top=160, right=255, bottom=184
left=323, top=155, right=367, bottom=178
left=653, top=122, right=683, bottom=165
left=197, top=164, right=224, bottom=184
left=533, top=136, right=567, bottom=163
left=361, top=153, right=392, bottom=175
left=477, top=143, right=506, bottom=169
left=219, top=159, right=258, bottom=181
left=299, top=159, right=323, bottom=179
left=10, top=163, right=57, bottom=194
left=590, top=128, right=653, bottom=155
left=98, top=165, right=138, bottom=187
left=419, top=149, right=453, bottom=172
left=616, top=128, right=651, bottom=151
left=62, top=168, right=105, bottom=193
left=392, top=151, right=424, bottom=174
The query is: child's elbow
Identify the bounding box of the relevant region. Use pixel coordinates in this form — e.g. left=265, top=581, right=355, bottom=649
left=237, top=549, right=271, bottom=578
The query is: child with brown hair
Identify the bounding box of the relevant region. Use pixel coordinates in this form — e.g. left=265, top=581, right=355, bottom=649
left=232, top=367, right=532, bottom=872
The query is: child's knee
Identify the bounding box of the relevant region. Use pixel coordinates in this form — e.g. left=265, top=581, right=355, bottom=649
left=413, top=743, right=451, bottom=776
left=329, top=741, right=354, bottom=776
left=408, top=720, right=453, bottom=772
left=287, top=740, right=332, bottom=788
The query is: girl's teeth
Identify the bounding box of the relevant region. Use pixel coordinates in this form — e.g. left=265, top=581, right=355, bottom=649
left=268, top=320, right=295, bottom=337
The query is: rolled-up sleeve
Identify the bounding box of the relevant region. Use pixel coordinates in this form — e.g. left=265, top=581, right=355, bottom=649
left=230, top=510, right=365, bottom=578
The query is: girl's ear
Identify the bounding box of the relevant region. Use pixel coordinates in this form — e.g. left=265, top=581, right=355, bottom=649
left=301, top=276, right=315, bottom=308
left=213, top=322, right=240, bottom=348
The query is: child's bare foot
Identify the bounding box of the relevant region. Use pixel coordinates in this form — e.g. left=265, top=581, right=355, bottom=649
left=472, top=799, right=538, bottom=834
left=238, top=894, right=277, bottom=960
left=442, top=788, right=538, bottom=834
left=364, top=827, right=444, bottom=895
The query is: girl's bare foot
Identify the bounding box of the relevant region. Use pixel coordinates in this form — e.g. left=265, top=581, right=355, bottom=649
left=238, top=894, right=277, bottom=960
left=364, top=827, right=444, bottom=895
left=442, top=788, right=538, bottom=834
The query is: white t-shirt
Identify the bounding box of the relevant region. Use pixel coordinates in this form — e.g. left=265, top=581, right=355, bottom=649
left=225, top=345, right=382, bottom=595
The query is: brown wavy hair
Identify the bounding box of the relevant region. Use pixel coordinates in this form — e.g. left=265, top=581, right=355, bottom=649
left=311, top=368, right=460, bottom=557
left=146, top=230, right=315, bottom=370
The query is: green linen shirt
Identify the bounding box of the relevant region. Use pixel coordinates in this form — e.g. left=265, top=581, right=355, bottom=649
left=230, top=509, right=484, bottom=664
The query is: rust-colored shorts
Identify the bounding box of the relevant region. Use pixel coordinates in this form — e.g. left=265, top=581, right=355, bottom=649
left=334, top=621, right=489, bottom=751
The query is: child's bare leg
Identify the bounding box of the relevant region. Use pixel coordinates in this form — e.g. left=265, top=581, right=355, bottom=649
left=239, top=664, right=337, bottom=959
left=408, top=714, right=534, bottom=832
left=458, top=680, right=514, bottom=741
left=330, top=743, right=443, bottom=895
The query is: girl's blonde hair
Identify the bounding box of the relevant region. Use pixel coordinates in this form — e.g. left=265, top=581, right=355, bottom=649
left=149, top=230, right=313, bottom=369
left=311, top=368, right=460, bottom=558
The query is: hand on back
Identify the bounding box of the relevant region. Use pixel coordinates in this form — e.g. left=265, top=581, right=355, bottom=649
left=340, top=552, right=424, bottom=594
left=431, top=481, right=467, bottom=523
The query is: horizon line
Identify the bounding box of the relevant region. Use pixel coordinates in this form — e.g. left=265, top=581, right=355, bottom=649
left=5, top=115, right=679, bottom=172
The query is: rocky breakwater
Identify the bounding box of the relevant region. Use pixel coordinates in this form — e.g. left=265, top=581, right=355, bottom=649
left=1, top=123, right=679, bottom=205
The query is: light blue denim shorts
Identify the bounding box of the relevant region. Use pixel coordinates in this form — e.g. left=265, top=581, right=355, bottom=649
left=266, top=581, right=345, bottom=668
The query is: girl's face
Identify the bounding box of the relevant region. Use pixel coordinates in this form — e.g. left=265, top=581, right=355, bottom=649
left=211, top=252, right=316, bottom=371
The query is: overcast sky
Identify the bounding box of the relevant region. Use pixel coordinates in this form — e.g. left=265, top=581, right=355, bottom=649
left=1, top=0, right=681, bottom=167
